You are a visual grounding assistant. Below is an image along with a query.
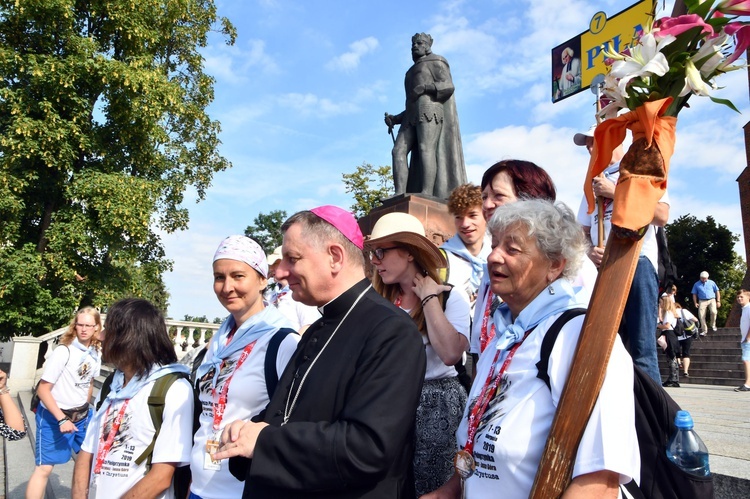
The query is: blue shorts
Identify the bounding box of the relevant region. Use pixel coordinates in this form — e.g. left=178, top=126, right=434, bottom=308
left=34, top=403, right=91, bottom=465
left=742, top=342, right=750, bottom=362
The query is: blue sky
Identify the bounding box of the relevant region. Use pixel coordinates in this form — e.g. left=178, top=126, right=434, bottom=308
left=161, top=0, right=750, bottom=321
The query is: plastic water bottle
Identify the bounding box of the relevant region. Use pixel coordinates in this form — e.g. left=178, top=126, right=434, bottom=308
left=666, top=410, right=710, bottom=476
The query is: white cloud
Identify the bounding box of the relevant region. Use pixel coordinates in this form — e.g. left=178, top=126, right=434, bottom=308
left=203, top=39, right=280, bottom=85
left=326, top=37, right=379, bottom=72
left=277, top=93, right=360, bottom=117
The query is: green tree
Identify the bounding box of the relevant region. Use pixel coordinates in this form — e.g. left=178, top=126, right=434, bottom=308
left=665, top=214, right=742, bottom=325
left=0, top=1, right=235, bottom=339
left=245, top=210, right=287, bottom=253
left=342, top=162, right=394, bottom=218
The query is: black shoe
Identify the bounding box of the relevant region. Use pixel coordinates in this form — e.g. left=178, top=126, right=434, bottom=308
left=734, top=385, right=750, bottom=392
left=662, top=381, right=680, bottom=388
left=683, top=372, right=689, bottom=377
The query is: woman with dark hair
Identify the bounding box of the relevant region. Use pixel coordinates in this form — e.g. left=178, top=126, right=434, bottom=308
left=27, top=307, right=102, bottom=499
left=72, top=298, right=193, bottom=499
left=471, top=160, right=557, bottom=357
left=366, top=212, right=470, bottom=497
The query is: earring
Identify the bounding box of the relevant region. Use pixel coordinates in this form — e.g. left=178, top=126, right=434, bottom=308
left=548, top=284, right=555, bottom=295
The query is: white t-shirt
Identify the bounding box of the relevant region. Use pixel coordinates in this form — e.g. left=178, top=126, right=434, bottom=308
left=442, top=234, right=491, bottom=313
left=274, top=290, right=321, bottom=332
left=41, top=342, right=101, bottom=409
left=402, top=288, right=470, bottom=381
left=457, top=313, right=639, bottom=498
left=740, top=304, right=750, bottom=340
left=577, top=166, right=670, bottom=273
left=190, top=331, right=299, bottom=499
left=82, top=376, right=194, bottom=499
left=662, top=310, right=677, bottom=329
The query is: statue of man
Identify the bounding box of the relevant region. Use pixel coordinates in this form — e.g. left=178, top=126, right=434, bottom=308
left=385, top=33, right=466, bottom=199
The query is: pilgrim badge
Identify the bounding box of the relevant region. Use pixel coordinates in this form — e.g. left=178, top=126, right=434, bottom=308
left=454, top=449, right=476, bottom=479
left=204, top=435, right=221, bottom=471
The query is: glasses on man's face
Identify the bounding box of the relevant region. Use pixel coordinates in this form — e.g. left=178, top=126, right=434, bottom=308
left=368, top=246, right=400, bottom=261
left=75, top=323, right=97, bottom=330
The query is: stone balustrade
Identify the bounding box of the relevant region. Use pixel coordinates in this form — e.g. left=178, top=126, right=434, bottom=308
left=7, top=317, right=220, bottom=393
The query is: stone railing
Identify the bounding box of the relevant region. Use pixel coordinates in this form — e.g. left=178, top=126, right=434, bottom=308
left=8, top=318, right=220, bottom=393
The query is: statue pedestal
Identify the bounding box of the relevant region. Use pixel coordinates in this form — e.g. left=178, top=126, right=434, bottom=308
left=358, top=194, right=455, bottom=245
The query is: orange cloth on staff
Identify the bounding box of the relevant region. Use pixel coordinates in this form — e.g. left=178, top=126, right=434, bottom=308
left=584, top=98, right=677, bottom=232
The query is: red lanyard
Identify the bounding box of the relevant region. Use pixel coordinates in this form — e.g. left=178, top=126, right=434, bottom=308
left=93, top=400, right=130, bottom=474
left=479, top=286, right=497, bottom=353
left=211, top=340, right=257, bottom=431
left=462, top=331, right=530, bottom=455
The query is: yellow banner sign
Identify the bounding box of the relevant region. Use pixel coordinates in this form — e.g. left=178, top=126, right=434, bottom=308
left=552, top=0, right=654, bottom=102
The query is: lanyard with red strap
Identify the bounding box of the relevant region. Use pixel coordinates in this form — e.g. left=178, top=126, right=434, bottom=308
left=454, top=330, right=530, bottom=479
left=93, top=400, right=130, bottom=475
left=211, top=340, right=257, bottom=431
left=479, top=286, right=497, bottom=352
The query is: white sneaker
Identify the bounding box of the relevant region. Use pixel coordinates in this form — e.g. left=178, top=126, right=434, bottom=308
left=712, top=326, right=717, bottom=331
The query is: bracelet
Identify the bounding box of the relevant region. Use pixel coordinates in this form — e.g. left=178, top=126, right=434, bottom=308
left=0, top=387, right=8, bottom=395
left=58, top=418, right=70, bottom=426
left=421, top=294, right=438, bottom=307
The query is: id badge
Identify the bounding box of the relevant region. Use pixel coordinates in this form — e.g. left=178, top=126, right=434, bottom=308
left=89, top=474, right=98, bottom=497
left=204, top=438, right=221, bottom=471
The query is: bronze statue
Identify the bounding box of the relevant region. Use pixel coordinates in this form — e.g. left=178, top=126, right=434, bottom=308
left=385, top=33, right=467, bottom=199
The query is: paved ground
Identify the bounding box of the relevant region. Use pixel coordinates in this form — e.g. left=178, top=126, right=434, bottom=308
left=663, top=383, right=750, bottom=481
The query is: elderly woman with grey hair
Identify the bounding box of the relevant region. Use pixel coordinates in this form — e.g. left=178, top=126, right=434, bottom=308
left=422, top=199, right=639, bottom=499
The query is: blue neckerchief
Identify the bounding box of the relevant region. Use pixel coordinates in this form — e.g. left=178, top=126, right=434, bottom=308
left=441, top=234, right=491, bottom=290
left=492, top=279, right=583, bottom=351
left=195, top=306, right=290, bottom=388
left=96, top=363, right=190, bottom=417
left=70, top=338, right=99, bottom=370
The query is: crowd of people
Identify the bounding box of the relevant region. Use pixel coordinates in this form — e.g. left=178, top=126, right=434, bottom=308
left=4, top=124, right=743, bottom=498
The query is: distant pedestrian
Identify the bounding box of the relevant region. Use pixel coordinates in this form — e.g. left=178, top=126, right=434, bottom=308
left=675, top=303, right=698, bottom=378
left=735, top=289, right=750, bottom=392
left=691, top=271, right=721, bottom=335
left=658, top=297, right=681, bottom=387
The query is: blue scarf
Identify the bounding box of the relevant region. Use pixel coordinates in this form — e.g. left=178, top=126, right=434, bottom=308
left=492, top=279, right=583, bottom=351
left=441, top=234, right=491, bottom=290
left=195, top=306, right=290, bottom=388
left=95, top=363, right=190, bottom=417
left=70, top=338, right=99, bottom=370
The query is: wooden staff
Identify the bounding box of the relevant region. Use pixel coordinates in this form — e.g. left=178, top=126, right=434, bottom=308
left=530, top=234, right=643, bottom=497
left=530, top=2, right=686, bottom=496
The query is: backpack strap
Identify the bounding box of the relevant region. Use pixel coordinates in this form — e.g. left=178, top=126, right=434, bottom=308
left=135, top=372, right=190, bottom=469
left=438, top=248, right=450, bottom=284
left=95, top=372, right=116, bottom=411
left=264, top=328, right=297, bottom=399
left=536, top=308, right=587, bottom=390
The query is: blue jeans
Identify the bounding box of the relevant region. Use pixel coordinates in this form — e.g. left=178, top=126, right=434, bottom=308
left=621, top=256, right=662, bottom=384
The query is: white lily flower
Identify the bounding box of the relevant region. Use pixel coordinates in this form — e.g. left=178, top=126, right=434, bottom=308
left=679, top=59, right=715, bottom=96
left=608, top=33, right=675, bottom=98
left=693, top=33, right=729, bottom=77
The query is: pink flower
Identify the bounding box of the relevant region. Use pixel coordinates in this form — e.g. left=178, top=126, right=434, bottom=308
left=723, top=22, right=750, bottom=64
left=653, top=14, right=714, bottom=39
left=717, top=0, right=750, bottom=16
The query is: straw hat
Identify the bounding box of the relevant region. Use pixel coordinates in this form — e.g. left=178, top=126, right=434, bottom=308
left=267, top=246, right=283, bottom=266
left=365, top=212, right=447, bottom=269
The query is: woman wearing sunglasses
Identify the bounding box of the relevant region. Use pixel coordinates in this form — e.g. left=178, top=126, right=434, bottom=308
left=366, top=213, right=470, bottom=497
